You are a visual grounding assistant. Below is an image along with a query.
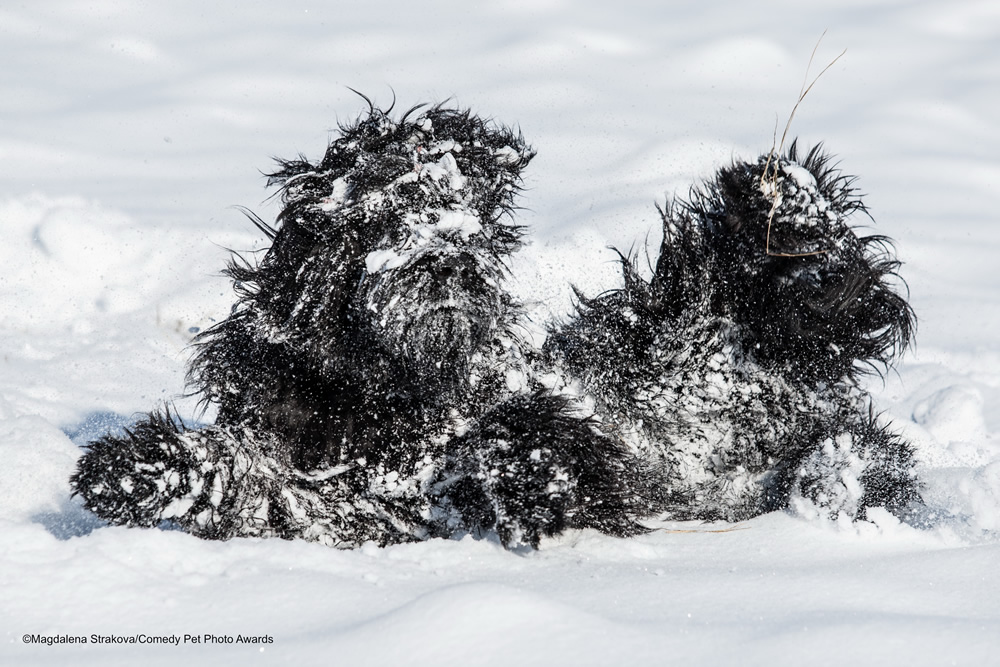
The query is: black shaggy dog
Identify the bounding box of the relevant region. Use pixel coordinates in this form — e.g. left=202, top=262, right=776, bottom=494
left=545, top=143, right=921, bottom=523
left=71, top=102, right=921, bottom=550
left=72, top=102, right=642, bottom=549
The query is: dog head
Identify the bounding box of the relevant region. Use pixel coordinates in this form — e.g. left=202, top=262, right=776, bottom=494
left=241, top=103, right=535, bottom=398
left=648, top=141, right=914, bottom=382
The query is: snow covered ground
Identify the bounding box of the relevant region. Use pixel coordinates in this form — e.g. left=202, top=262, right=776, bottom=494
left=2, top=1, right=999, bottom=664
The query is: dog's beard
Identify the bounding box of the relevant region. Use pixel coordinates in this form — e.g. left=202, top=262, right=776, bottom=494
left=362, top=246, right=507, bottom=396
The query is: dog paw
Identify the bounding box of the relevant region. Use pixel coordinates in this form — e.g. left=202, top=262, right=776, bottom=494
left=69, top=411, right=258, bottom=538
left=790, top=414, right=922, bottom=521
left=72, top=412, right=211, bottom=528
left=434, top=392, right=644, bottom=547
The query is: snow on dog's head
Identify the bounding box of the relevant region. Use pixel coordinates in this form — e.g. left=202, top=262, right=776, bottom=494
left=672, top=141, right=916, bottom=383
left=214, top=102, right=534, bottom=400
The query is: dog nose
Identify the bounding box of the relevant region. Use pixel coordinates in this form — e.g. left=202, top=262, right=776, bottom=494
left=431, top=255, right=472, bottom=285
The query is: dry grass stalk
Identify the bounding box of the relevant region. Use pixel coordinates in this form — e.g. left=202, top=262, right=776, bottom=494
left=659, top=525, right=749, bottom=534
left=762, top=32, right=847, bottom=257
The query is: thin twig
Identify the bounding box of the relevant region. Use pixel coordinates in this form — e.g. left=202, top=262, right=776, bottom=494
left=762, top=31, right=846, bottom=257
left=659, top=526, right=749, bottom=534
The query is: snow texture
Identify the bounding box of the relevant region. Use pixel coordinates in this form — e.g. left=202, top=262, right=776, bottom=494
left=2, top=1, right=1000, bottom=665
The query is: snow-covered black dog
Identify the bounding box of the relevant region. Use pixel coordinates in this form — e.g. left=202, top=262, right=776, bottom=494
left=545, top=142, right=920, bottom=522
left=71, top=103, right=921, bottom=549
left=71, top=103, right=643, bottom=548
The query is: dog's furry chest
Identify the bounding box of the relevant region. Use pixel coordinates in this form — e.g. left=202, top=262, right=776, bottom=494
left=551, top=312, right=855, bottom=520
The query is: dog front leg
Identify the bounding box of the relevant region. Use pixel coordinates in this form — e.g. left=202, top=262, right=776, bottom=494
left=70, top=411, right=291, bottom=540
left=432, top=392, right=646, bottom=548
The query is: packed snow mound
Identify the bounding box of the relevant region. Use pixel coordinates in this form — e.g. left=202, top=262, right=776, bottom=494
left=0, top=195, right=233, bottom=335
left=0, top=403, right=79, bottom=522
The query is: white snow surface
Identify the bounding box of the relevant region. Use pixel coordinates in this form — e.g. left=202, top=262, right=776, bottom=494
left=2, top=1, right=999, bottom=664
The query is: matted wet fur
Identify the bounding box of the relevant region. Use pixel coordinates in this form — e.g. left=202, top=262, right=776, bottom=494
left=71, top=102, right=643, bottom=549
left=71, top=103, right=921, bottom=549
left=545, top=141, right=920, bottom=522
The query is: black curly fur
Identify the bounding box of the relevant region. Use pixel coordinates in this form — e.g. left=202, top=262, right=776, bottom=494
left=71, top=104, right=922, bottom=549
left=545, top=140, right=921, bottom=522
left=436, top=392, right=647, bottom=547
left=72, top=102, right=641, bottom=548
